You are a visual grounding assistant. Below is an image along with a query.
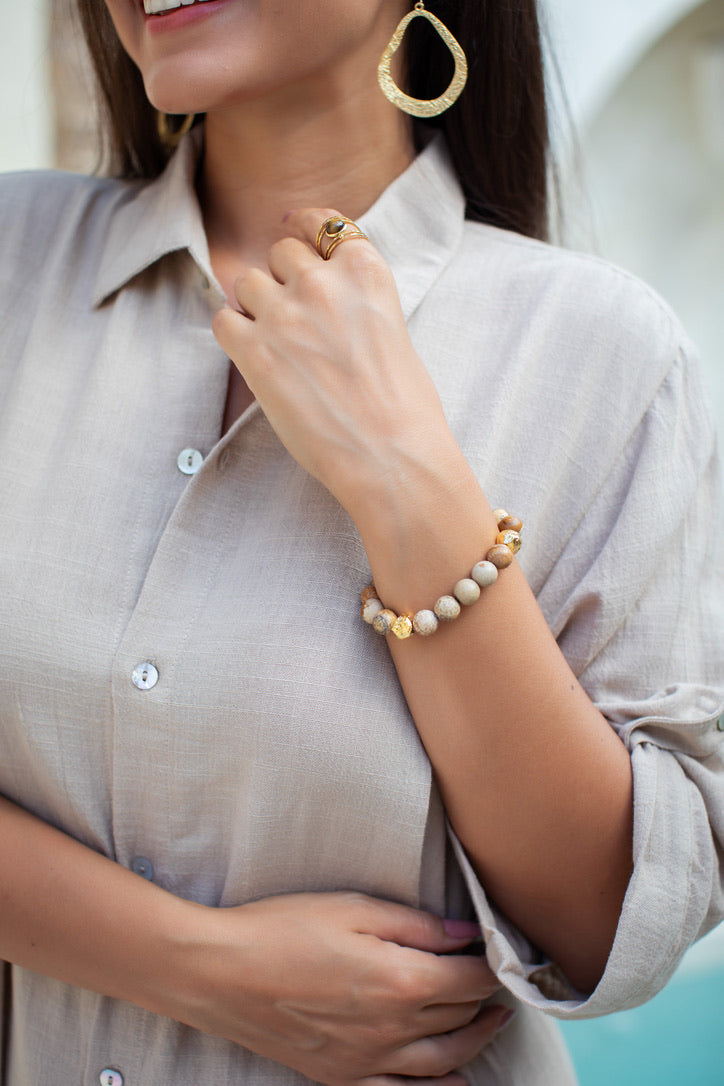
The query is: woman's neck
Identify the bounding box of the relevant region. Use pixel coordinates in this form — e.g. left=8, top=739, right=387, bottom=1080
left=198, top=77, right=414, bottom=279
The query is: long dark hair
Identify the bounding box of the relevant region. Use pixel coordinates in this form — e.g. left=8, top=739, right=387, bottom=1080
left=75, top=0, right=552, bottom=240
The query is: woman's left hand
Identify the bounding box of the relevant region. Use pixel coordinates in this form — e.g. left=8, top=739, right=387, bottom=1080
left=212, top=208, right=455, bottom=520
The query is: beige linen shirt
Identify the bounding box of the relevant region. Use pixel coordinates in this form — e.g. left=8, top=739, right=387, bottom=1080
left=0, top=133, right=722, bottom=1086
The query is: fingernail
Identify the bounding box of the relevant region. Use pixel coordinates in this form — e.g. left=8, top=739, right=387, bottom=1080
left=495, top=1008, right=516, bottom=1031
left=443, top=918, right=481, bottom=939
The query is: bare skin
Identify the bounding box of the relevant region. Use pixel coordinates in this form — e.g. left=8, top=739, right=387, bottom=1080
left=0, top=0, right=634, bottom=1081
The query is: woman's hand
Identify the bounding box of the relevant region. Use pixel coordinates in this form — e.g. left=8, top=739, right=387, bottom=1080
left=169, top=891, right=507, bottom=1085
left=212, top=208, right=458, bottom=523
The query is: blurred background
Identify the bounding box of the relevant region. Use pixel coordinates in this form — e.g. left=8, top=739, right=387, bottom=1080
left=1, top=1, right=723, bottom=1082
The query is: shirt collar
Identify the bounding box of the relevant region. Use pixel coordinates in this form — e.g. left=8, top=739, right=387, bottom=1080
left=93, top=128, right=466, bottom=318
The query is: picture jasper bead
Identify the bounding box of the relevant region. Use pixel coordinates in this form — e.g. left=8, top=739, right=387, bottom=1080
left=413, top=609, right=439, bottom=636
left=434, top=595, right=461, bottom=622
left=471, top=560, right=498, bottom=587
left=486, top=544, right=514, bottom=569
left=498, top=515, right=522, bottom=534
left=360, top=584, right=379, bottom=605
left=361, top=597, right=384, bottom=623
left=372, top=609, right=397, bottom=635
left=492, top=508, right=509, bottom=523
left=453, top=578, right=481, bottom=606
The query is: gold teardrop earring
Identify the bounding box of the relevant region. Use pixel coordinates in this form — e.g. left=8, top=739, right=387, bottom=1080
left=156, top=112, right=196, bottom=150
left=377, top=2, right=468, bottom=118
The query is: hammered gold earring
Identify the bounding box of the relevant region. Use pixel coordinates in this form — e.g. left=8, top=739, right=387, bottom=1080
left=156, top=112, right=196, bottom=150
left=378, top=1, right=468, bottom=118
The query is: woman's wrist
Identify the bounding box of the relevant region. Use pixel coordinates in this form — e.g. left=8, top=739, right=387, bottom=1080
left=350, top=432, right=499, bottom=615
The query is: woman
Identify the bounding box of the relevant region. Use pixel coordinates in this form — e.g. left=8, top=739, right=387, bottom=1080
left=0, top=0, right=721, bottom=1083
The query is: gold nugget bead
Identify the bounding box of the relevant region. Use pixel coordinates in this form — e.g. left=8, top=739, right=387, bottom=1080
left=391, top=614, right=414, bottom=640
left=496, top=530, right=522, bottom=555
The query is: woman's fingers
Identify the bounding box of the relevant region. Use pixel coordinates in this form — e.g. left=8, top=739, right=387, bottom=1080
left=351, top=895, right=480, bottom=954
left=283, top=206, right=373, bottom=264
left=232, top=266, right=280, bottom=320
left=387, top=1004, right=513, bottom=1079
left=418, top=998, right=482, bottom=1035
left=267, top=234, right=320, bottom=283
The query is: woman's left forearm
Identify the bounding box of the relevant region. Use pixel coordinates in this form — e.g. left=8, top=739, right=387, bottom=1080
left=351, top=434, right=633, bottom=996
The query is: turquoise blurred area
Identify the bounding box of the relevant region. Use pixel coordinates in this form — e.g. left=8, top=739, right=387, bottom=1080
left=560, top=925, right=724, bottom=1085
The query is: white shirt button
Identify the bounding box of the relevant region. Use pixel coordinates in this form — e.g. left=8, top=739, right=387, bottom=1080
left=99, top=1071, right=123, bottom=1086
left=177, top=448, right=204, bottom=475
left=131, top=662, right=159, bottom=691
left=131, top=856, right=154, bottom=880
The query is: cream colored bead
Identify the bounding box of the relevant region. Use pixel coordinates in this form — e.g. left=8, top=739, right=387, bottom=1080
left=471, top=560, right=498, bottom=588
left=372, top=609, right=397, bottom=635
left=453, top=578, right=481, bottom=606
left=434, top=595, right=461, bottom=622
left=492, top=508, right=509, bottom=523
left=361, top=597, right=384, bottom=624
left=413, top=609, right=439, bottom=636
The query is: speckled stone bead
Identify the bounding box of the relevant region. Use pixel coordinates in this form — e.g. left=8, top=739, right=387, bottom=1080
left=372, top=608, right=397, bottom=635
left=471, top=560, right=498, bottom=588
left=361, top=597, right=384, bottom=623
left=434, top=595, right=461, bottom=622
left=492, top=508, right=509, bottom=523
left=360, top=584, right=379, bottom=605
left=496, top=530, right=521, bottom=554
left=498, top=515, right=522, bottom=534
left=453, top=578, right=481, bottom=606
left=412, top=609, right=439, bottom=636
left=487, top=544, right=514, bottom=569
left=391, top=614, right=414, bottom=640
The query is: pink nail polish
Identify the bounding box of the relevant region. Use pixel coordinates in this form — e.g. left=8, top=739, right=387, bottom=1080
left=443, top=918, right=481, bottom=939
left=496, top=1008, right=516, bottom=1031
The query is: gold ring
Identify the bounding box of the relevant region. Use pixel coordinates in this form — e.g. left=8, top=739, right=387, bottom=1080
left=315, top=216, right=368, bottom=260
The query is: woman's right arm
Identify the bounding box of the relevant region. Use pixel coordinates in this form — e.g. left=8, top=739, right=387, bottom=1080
left=0, top=794, right=506, bottom=1085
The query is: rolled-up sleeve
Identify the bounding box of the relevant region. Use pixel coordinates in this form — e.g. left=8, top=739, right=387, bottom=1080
left=452, top=339, right=724, bottom=1017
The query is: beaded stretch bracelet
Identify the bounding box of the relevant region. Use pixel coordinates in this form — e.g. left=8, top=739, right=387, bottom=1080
left=361, top=510, right=522, bottom=640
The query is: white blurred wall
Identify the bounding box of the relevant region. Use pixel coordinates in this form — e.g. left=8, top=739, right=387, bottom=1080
left=545, top=0, right=724, bottom=450
left=0, top=1, right=51, bottom=172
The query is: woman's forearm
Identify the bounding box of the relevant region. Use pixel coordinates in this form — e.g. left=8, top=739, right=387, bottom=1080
left=0, top=794, right=196, bottom=1012
left=353, top=435, right=634, bottom=995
